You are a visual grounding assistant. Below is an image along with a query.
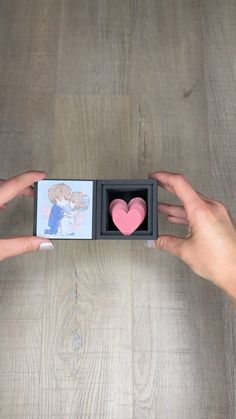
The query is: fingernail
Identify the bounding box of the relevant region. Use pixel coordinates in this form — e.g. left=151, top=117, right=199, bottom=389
left=39, top=242, right=54, bottom=251
left=144, top=240, right=156, bottom=248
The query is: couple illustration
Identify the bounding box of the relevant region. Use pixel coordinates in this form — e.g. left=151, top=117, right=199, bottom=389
left=44, top=183, right=89, bottom=236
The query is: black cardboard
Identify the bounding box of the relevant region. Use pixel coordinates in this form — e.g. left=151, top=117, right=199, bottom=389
left=95, top=179, right=158, bottom=240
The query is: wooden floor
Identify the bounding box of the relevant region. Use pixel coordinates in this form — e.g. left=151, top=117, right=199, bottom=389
left=0, top=0, right=236, bottom=418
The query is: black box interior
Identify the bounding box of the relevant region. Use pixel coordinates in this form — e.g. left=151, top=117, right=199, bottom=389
left=95, top=179, right=158, bottom=240
left=105, top=188, right=149, bottom=232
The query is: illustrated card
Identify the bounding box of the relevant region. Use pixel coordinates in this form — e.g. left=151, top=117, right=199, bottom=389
left=34, top=180, right=94, bottom=239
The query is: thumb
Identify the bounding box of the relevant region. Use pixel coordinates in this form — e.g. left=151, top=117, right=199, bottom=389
left=155, top=235, right=185, bottom=259
left=0, top=236, right=54, bottom=261
left=155, top=235, right=186, bottom=259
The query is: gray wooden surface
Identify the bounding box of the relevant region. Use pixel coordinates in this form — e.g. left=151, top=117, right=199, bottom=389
left=0, top=0, right=236, bottom=418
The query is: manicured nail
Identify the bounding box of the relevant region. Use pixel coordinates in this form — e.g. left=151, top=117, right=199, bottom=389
left=39, top=242, right=54, bottom=251
left=144, top=240, right=156, bottom=248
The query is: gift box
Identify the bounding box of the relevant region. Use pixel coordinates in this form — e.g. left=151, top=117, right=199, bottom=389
left=33, top=179, right=158, bottom=240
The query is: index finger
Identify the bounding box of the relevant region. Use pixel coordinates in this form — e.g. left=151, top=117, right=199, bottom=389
left=149, top=171, right=202, bottom=212
left=0, top=171, right=47, bottom=206
left=0, top=178, right=35, bottom=198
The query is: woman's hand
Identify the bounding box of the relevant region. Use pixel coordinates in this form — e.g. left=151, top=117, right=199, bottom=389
left=0, top=171, right=54, bottom=261
left=145, top=171, right=236, bottom=299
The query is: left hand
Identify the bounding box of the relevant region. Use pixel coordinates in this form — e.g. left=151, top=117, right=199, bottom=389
left=0, top=171, right=54, bottom=261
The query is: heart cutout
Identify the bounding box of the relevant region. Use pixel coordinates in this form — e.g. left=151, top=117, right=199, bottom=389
left=109, top=197, right=147, bottom=236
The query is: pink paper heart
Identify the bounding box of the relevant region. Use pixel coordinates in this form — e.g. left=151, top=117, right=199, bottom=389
left=109, top=197, right=147, bottom=236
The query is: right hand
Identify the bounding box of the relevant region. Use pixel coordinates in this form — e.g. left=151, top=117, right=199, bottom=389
left=148, top=171, right=236, bottom=298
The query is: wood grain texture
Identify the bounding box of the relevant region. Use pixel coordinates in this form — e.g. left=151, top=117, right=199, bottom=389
left=0, top=0, right=235, bottom=418
left=57, top=0, right=131, bottom=94
left=130, top=2, right=233, bottom=418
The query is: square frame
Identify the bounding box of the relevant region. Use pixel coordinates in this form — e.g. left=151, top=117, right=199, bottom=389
left=33, top=179, right=97, bottom=240
left=96, top=179, right=158, bottom=240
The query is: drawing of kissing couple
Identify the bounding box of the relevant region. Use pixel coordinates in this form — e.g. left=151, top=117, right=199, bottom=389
left=44, top=183, right=89, bottom=236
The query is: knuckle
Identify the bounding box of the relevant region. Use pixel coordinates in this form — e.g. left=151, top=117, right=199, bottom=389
left=191, top=199, right=213, bottom=221
left=193, top=199, right=209, bottom=214
left=196, top=199, right=231, bottom=221
left=198, top=200, right=209, bottom=211
left=160, top=238, right=166, bottom=249
left=174, top=173, right=189, bottom=188
left=175, top=173, right=186, bottom=182
left=157, top=237, right=165, bottom=249
left=22, top=240, right=34, bottom=254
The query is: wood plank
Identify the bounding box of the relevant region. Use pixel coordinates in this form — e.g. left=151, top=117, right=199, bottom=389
left=201, top=2, right=236, bottom=418
left=0, top=0, right=235, bottom=417
left=40, top=271, right=132, bottom=417
left=39, top=94, right=133, bottom=417
left=57, top=0, right=131, bottom=94
left=130, top=1, right=233, bottom=418
left=0, top=1, right=61, bottom=417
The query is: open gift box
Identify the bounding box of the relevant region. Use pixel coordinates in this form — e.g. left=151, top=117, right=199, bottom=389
left=33, top=179, right=158, bottom=240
